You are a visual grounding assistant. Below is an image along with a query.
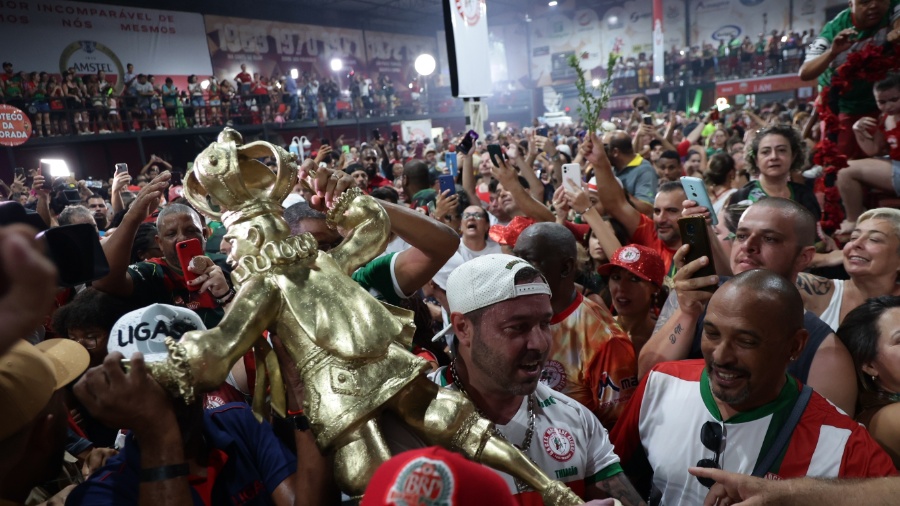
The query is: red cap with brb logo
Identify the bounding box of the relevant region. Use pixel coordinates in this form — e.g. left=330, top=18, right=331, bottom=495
left=361, top=446, right=515, bottom=506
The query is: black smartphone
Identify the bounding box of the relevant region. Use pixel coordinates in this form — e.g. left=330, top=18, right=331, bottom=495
left=642, top=114, right=653, bottom=125
left=39, top=161, right=52, bottom=190
left=372, top=129, right=381, bottom=140
left=321, top=138, right=330, bottom=146
left=537, top=126, right=549, bottom=137
left=391, top=131, right=399, bottom=142
left=677, top=216, right=717, bottom=292
left=115, top=163, right=129, bottom=176
left=457, top=129, right=478, bottom=154
left=14, top=167, right=24, bottom=178
left=487, top=144, right=507, bottom=168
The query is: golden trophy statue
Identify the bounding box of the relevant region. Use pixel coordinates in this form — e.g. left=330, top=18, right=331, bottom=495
left=150, top=128, right=582, bottom=505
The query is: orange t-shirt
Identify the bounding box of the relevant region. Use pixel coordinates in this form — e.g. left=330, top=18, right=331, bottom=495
left=542, top=292, right=638, bottom=428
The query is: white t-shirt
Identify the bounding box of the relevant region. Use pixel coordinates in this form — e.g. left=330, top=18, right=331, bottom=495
left=433, top=239, right=501, bottom=289
left=429, top=369, right=623, bottom=500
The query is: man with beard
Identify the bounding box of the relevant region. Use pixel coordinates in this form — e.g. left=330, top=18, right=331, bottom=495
left=584, top=133, right=725, bottom=281
left=513, top=223, right=637, bottom=428
left=639, top=198, right=858, bottom=417
left=431, top=254, right=645, bottom=505
left=86, top=194, right=109, bottom=231
left=610, top=270, right=895, bottom=505
left=360, top=147, right=392, bottom=192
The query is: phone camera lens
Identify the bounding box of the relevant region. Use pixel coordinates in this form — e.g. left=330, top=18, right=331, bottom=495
left=687, top=224, right=696, bottom=234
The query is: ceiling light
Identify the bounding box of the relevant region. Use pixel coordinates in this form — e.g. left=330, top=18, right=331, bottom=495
left=414, top=54, right=436, bottom=76
left=330, top=58, right=343, bottom=72
left=548, top=1, right=557, bottom=6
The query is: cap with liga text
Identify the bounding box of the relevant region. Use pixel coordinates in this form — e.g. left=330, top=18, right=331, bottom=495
left=361, top=446, right=515, bottom=506
left=447, top=253, right=550, bottom=315
left=108, top=304, right=206, bottom=362
left=0, top=339, right=89, bottom=440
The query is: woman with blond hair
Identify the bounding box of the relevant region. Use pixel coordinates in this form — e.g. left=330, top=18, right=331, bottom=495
left=798, top=207, right=900, bottom=331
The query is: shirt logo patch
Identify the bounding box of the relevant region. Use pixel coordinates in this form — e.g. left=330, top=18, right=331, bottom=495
left=540, top=360, right=567, bottom=391
left=598, top=371, right=621, bottom=399
left=543, top=427, right=576, bottom=462
left=387, top=457, right=454, bottom=506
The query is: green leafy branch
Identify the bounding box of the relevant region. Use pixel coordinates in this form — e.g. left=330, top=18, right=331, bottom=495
left=567, top=53, right=619, bottom=133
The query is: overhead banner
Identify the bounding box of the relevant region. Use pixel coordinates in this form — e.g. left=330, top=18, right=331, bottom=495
left=443, top=0, right=492, bottom=97
left=715, top=74, right=810, bottom=96
left=652, top=0, right=664, bottom=84
left=690, top=0, right=790, bottom=47
left=527, top=1, right=685, bottom=87
left=204, top=15, right=366, bottom=85
left=0, top=0, right=211, bottom=86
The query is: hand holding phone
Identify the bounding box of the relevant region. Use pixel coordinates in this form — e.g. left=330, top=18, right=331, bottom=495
left=680, top=177, right=718, bottom=226
left=561, top=163, right=582, bottom=191
left=677, top=216, right=718, bottom=293
left=115, top=163, right=129, bottom=176
left=487, top=144, right=507, bottom=168
left=176, top=239, right=217, bottom=306
left=438, top=174, right=456, bottom=196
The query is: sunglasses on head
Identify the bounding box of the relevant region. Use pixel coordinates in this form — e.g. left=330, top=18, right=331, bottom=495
left=695, top=420, right=726, bottom=488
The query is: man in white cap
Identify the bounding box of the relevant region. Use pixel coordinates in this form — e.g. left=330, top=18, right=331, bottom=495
left=431, top=253, right=644, bottom=505
left=0, top=339, right=90, bottom=505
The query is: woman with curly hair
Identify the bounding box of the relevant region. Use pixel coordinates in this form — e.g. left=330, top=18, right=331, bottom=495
left=726, top=123, right=821, bottom=219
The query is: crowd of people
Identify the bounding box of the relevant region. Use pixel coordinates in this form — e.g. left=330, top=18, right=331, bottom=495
left=0, top=25, right=830, bottom=139
left=0, top=61, right=406, bottom=137
left=3, top=1, right=900, bottom=505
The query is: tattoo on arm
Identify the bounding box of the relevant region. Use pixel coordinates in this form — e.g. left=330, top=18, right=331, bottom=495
left=796, top=273, right=832, bottom=296
left=669, top=323, right=683, bottom=344
left=653, top=291, right=680, bottom=333
left=596, top=473, right=648, bottom=506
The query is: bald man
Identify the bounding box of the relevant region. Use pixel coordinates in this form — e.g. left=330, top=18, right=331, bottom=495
left=602, top=130, right=658, bottom=215
left=611, top=270, right=895, bottom=505
left=514, top=223, right=637, bottom=428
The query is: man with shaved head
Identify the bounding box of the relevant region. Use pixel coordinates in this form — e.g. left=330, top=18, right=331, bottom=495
left=602, top=130, right=658, bottom=215
left=611, top=270, right=896, bottom=505
left=514, top=222, right=637, bottom=427
left=640, top=197, right=858, bottom=417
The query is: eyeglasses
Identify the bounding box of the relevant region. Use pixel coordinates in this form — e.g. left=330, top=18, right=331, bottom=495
left=461, top=212, right=485, bottom=220
left=71, top=334, right=99, bottom=350
left=695, top=421, right=726, bottom=488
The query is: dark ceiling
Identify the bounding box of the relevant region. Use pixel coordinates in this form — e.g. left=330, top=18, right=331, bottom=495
left=83, top=0, right=544, bottom=36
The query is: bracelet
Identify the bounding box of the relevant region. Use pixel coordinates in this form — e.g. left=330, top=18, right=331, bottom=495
left=139, top=463, right=189, bottom=482
left=215, top=286, right=236, bottom=305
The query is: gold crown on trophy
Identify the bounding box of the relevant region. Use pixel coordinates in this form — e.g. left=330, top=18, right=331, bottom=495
left=183, top=128, right=297, bottom=228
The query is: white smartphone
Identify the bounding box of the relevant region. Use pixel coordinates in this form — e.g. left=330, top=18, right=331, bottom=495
left=680, top=176, right=718, bottom=226
left=561, top=163, right=582, bottom=191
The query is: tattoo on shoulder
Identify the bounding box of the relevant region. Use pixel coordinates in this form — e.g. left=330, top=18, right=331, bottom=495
left=597, top=473, right=647, bottom=506
left=796, top=273, right=832, bottom=296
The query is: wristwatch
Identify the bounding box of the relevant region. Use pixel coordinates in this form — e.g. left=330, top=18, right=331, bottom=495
left=215, top=286, right=236, bottom=305
left=287, top=413, right=310, bottom=432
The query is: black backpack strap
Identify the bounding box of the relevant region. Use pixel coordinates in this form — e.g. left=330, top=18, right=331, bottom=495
left=751, top=385, right=813, bottom=477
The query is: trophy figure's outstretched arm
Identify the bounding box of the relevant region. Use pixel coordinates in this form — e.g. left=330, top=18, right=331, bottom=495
left=154, top=276, right=280, bottom=400
left=328, top=190, right=391, bottom=275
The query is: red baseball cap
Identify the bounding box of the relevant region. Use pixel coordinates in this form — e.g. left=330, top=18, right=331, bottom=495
left=597, top=244, right=665, bottom=287
left=361, top=447, right=515, bottom=506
